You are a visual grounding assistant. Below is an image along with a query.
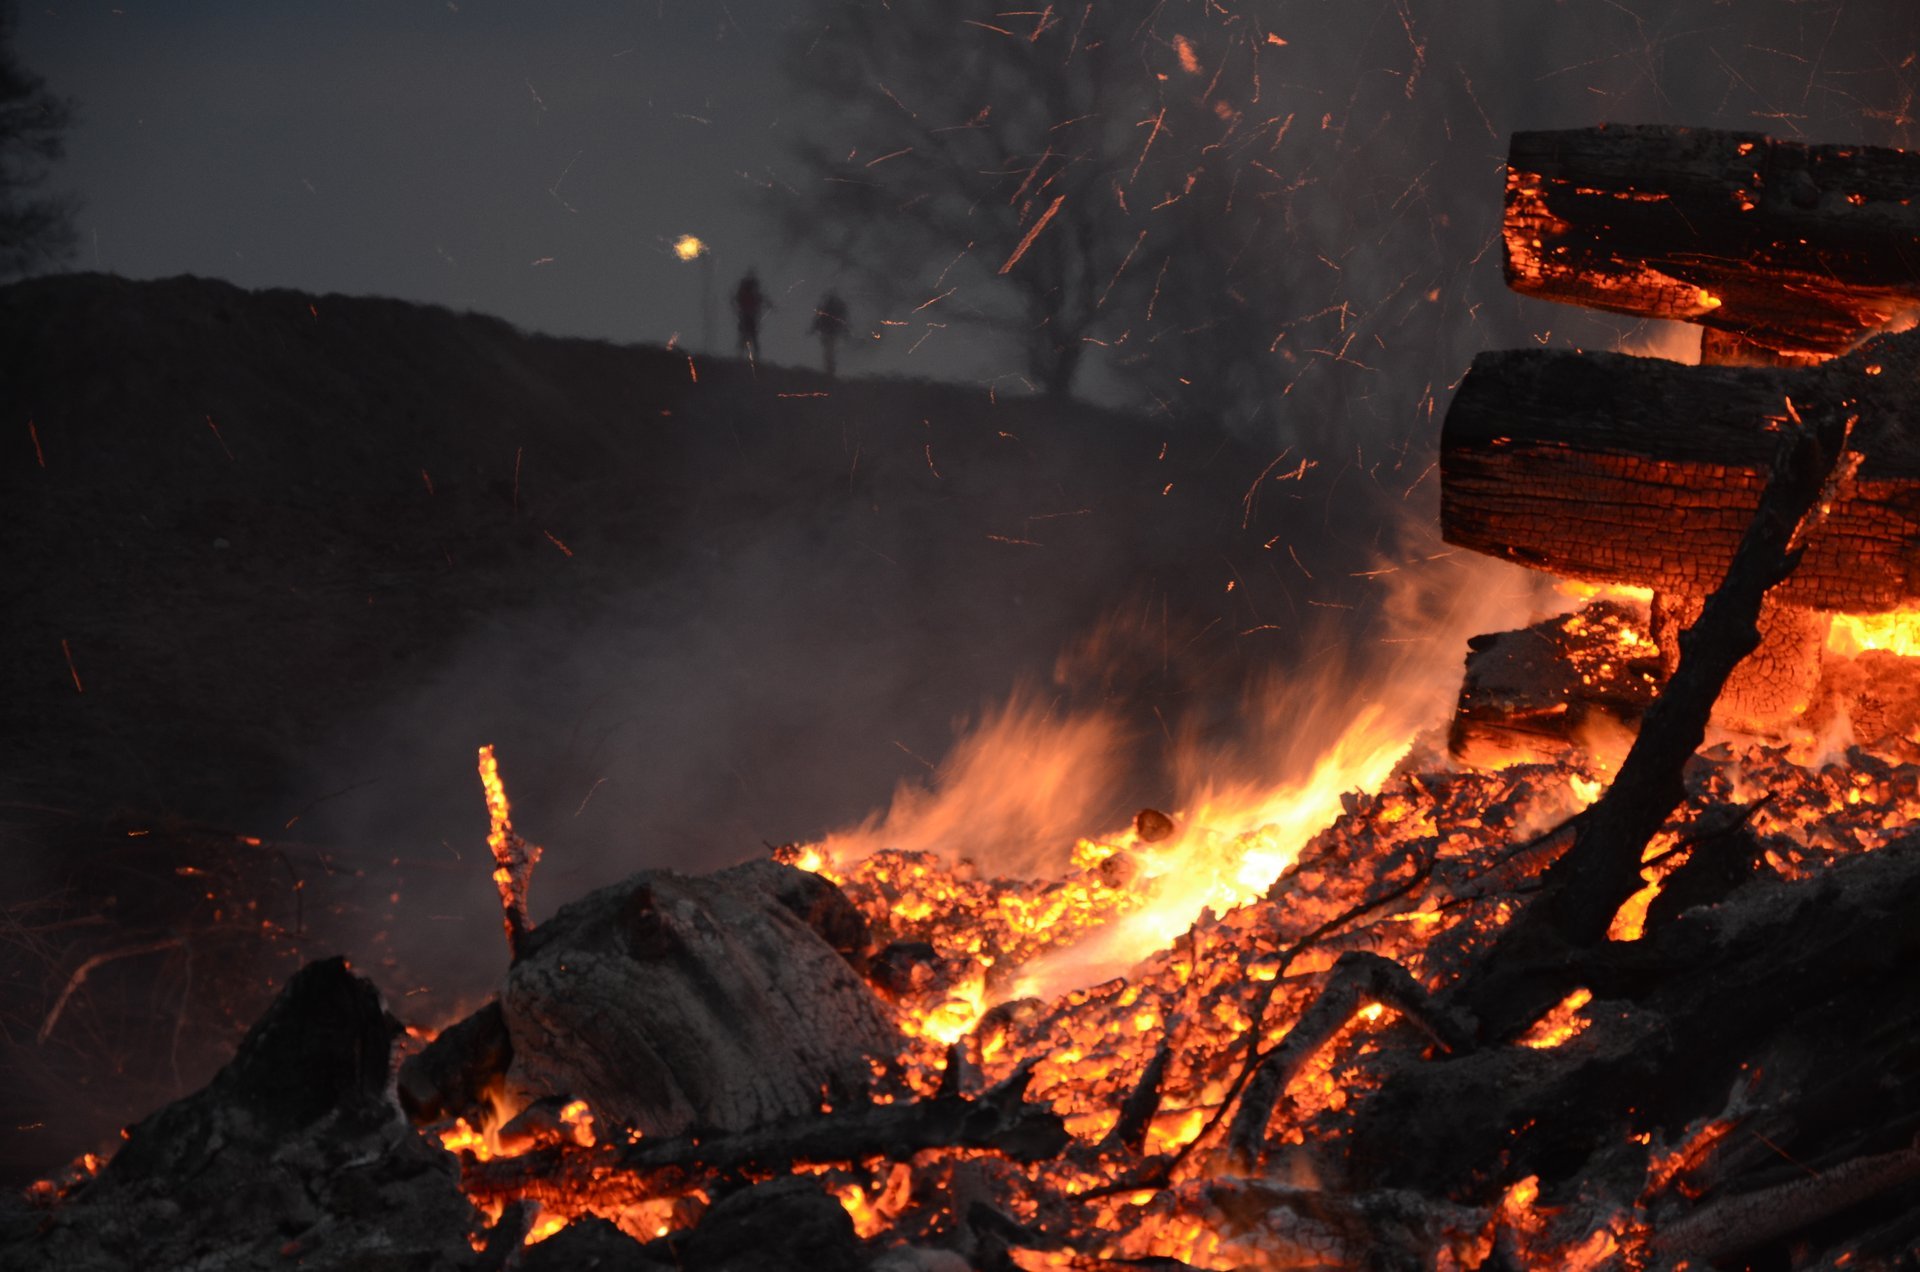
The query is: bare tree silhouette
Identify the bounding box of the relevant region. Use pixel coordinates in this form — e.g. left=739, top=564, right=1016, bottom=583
left=776, top=1, right=1173, bottom=399
left=0, top=1, right=74, bottom=278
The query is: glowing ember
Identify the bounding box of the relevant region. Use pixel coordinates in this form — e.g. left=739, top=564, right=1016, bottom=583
left=1516, top=987, right=1594, bottom=1049
left=672, top=234, right=707, bottom=261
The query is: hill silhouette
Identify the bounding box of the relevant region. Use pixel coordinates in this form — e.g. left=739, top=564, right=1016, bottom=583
left=0, top=271, right=1413, bottom=1181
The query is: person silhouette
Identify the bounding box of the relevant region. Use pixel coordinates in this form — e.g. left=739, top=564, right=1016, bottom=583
left=733, top=270, right=766, bottom=359
left=810, top=290, right=850, bottom=377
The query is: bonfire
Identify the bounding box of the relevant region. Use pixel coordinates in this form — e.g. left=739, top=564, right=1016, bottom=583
left=11, top=123, right=1920, bottom=1272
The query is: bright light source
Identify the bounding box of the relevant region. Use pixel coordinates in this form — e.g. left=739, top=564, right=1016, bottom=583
left=673, top=235, right=707, bottom=261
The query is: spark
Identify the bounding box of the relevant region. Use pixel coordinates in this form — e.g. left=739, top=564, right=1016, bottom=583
left=999, top=194, right=1066, bottom=275
left=543, top=530, right=574, bottom=557
left=673, top=234, right=706, bottom=261
left=1130, top=108, right=1167, bottom=183
left=60, top=640, right=82, bottom=693
left=205, top=415, right=234, bottom=461
left=27, top=421, right=44, bottom=467
left=574, top=778, right=607, bottom=817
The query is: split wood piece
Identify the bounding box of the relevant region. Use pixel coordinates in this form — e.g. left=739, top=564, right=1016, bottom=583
left=1225, top=951, right=1473, bottom=1172
left=1447, top=599, right=1661, bottom=766
left=1505, top=125, right=1920, bottom=357
left=1650, top=588, right=1830, bottom=732
left=1440, top=326, right=1909, bottom=612
left=1446, top=400, right=1852, bottom=1044
left=461, top=1058, right=1071, bottom=1208
left=494, top=859, right=897, bottom=1139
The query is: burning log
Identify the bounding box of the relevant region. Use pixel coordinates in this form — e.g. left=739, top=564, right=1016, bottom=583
left=1505, top=124, right=1920, bottom=358
left=1440, top=329, right=1905, bottom=613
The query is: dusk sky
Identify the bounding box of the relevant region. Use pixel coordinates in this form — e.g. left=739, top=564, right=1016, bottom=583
left=19, top=1, right=1920, bottom=406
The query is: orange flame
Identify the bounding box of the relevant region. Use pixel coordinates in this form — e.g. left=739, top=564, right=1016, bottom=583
left=477, top=745, right=541, bottom=955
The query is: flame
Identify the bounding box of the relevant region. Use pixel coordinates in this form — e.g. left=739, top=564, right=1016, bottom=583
left=1829, top=607, right=1920, bottom=657
left=425, top=555, right=1920, bottom=1265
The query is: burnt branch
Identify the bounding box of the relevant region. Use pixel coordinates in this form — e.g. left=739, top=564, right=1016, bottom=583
left=1099, top=1032, right=1176, bottom=1157
left=1226, top=951, right=1471, bottom=1172
left=462, top=1057, right=1070, bottom=1208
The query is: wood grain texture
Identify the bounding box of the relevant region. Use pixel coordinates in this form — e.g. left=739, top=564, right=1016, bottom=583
left=1441, top=328, right=1920, bottom=611
left=500, top=860, right=899, bottom=1138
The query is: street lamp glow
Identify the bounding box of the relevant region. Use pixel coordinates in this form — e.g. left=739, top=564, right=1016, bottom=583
left=673, top=234, right=707, bottom=261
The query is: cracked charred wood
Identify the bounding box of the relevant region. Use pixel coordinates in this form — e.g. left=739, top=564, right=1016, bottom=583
left=461, top=1058, right=1070, bottom=1208
left=1197, top=1178, right=1489, bottom=1272
left=1447, top=401, right=1852, bottom=1044
left=490, top=859, right=898, bottom=1138
left=1440, top=327, right=1910, bottom=612
left=1505, top=125, right=1920, bottom=357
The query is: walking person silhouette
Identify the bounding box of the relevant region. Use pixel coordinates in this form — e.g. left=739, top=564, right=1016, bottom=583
left=733, top=270, right=766, bottom=360
left=810, top=291, right=849, bottom=377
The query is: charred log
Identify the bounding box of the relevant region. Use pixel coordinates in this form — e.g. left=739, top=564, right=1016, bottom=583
left=398, top=997, right=512, bottom=1126
left=1440, top=327, right=1910, bottom=612
left=1505, top=124, right=1920, bottom=356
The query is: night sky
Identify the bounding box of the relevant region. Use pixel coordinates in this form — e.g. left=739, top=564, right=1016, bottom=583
left=20, top=1, right=1920, bottom=404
